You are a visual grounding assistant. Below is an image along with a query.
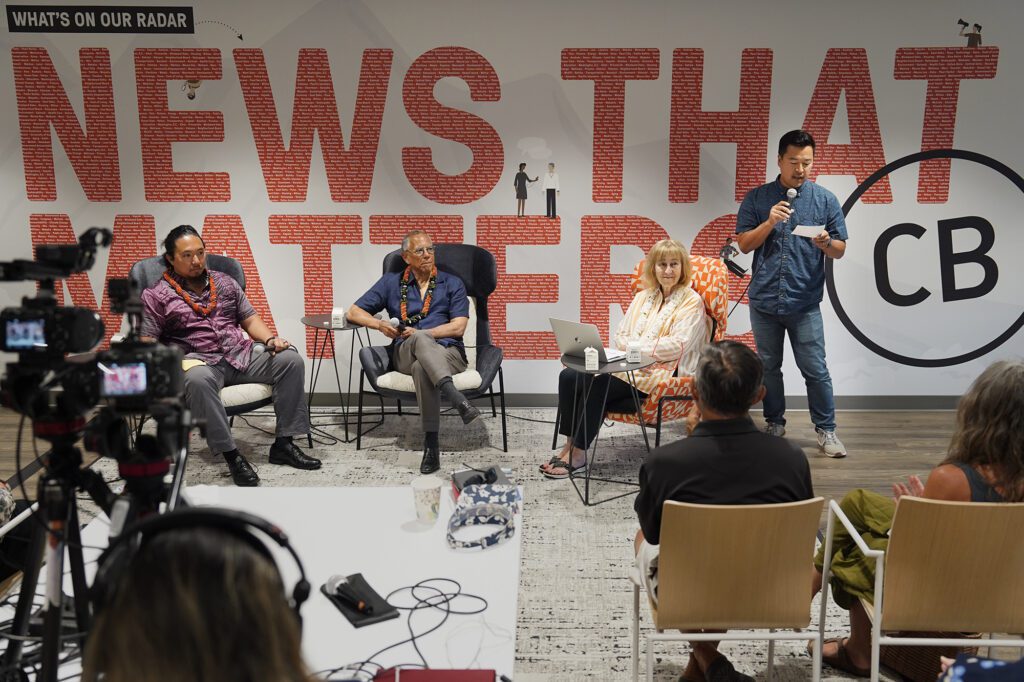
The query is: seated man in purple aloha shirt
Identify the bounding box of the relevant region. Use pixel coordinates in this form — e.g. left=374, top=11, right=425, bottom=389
left=141, top=225, right=319, bottom=486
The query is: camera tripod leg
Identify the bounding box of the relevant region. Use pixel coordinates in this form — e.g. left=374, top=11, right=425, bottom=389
left=65, top=505, right=91, bottom=635
left=0, top=477, right=81, bottom=682
left=167, top=441, right=190, bottom=511
left=0, top=499, right=46, bottom=669
left=39, top=478, right=74, bottom=682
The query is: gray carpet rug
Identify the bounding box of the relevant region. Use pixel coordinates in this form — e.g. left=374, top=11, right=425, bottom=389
left=92, top=407, right=899, bottom=681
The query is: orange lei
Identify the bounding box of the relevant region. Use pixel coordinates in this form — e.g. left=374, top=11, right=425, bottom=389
left=163, top=271, right=218, bottom=316
left=399, top=266, right=437, bottom=324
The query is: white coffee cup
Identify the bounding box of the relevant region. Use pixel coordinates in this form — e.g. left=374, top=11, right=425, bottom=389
left=412, top=475, right=443, bottom=523
left=584, top=346, right=599, bottom=371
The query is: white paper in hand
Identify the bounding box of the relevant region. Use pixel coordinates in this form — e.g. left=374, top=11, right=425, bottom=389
left=792, top=224, right=826, bottom=238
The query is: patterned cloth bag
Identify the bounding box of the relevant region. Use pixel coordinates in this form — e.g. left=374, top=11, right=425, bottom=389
left=446, top=484, right=521, bottom=550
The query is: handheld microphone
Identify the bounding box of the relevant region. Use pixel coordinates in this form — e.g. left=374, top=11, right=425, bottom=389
left=784, top=187, right=798, bottom=226
left=388, top=317, right=407, bottom=332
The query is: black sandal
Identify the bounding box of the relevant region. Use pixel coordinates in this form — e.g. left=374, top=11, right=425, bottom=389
left=542, top=459, right=587, bottom=480
left=814, top=637, right=870, bottom=678
left=538, top=455, right=564, bottom=473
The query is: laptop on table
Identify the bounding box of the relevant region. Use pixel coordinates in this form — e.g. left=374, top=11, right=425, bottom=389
left=549, top=318, right=627, bottom=363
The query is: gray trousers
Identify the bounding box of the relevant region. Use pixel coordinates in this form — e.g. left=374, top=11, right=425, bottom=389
left=392, top=331, right=468, bottom=432
left=183, top=348, right=310, bottom=454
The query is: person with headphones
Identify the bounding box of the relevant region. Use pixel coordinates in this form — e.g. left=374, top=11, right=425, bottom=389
left=84, top=508, right=312, bottom=682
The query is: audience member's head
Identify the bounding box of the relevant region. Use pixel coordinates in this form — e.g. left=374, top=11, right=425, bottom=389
left=83, top=524, right=309, bottom=682
left=946, top=359, right=1024, bottom=501
left=640, top=239, right=693, bottom=294
left=693, top=340, right=765, bottom=419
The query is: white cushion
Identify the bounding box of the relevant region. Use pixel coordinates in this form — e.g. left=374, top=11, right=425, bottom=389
left=463, top=297, right=477, bottom=369
left=221, top=382, right=272, bottom=407
left=374, top=295, right=481, bottom=394
left=377, top=369, right=483, bottom=393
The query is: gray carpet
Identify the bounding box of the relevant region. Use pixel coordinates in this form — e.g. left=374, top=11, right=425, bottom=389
left=94, top=407, right=897, bottom=681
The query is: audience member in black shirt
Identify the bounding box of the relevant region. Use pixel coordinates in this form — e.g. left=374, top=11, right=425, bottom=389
left=633, top=341, right=814, bottom=682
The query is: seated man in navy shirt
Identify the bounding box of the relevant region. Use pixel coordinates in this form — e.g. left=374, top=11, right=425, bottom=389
left=347, top=230, right=480, bottom=474
left=633, top=341, right=813, bottom=682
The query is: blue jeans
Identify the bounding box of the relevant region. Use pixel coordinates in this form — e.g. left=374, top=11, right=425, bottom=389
left=748, top=304, right=836, bottom=431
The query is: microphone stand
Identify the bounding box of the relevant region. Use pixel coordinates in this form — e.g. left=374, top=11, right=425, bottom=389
left=722, top=235, right=778, bottom=319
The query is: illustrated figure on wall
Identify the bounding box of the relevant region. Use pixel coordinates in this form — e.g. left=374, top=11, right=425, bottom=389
left=957, top=18, right=983, bottom=46
left=514, top=162, right=538, bottom=217
left=182, top=79, right=202, bottom=99
left=543, top=162, right=560, bottom=219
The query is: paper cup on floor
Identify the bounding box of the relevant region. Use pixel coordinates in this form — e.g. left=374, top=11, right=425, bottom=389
left=412, top=475, right=443, bottom=523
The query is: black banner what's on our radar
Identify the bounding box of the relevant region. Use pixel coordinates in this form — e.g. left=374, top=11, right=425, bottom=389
left=6, top=5, right=194, bottom=33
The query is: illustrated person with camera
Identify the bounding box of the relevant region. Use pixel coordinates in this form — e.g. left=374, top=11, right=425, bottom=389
left=958, top=18, right=983, bottom=47
left=141, top=225, right=319, bottom=486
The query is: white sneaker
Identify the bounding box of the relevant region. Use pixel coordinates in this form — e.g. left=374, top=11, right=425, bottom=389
left=763, top=422, right=786, bottom=437
left=816, top=428, right=847, bottom=458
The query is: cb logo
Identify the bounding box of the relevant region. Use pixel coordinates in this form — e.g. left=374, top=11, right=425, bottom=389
left=827, top=150, right=1024, bottom=367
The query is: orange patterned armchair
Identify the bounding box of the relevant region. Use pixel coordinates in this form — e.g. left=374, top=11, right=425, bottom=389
left=605, top=255, right=729, bottom=447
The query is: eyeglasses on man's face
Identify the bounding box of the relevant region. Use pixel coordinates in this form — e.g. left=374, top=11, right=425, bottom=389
left=409, top=246, right=435, bottom=257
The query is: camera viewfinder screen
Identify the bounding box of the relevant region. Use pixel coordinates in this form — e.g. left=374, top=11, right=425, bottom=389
left=101, top=363, right=147, bottom=397
left=5, top=319, right=46, bottom=350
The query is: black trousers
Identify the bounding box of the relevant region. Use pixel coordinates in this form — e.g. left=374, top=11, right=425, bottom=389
left=557, top=368, right=647, bottom=449
left=546, top=189, right=557, bottom=218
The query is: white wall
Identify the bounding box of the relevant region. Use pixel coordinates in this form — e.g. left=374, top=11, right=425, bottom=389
left=1, top=0, right=1021, bottom=396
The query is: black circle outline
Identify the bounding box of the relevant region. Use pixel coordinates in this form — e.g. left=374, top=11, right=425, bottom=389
left=826, top=149, right=1024, bottom=367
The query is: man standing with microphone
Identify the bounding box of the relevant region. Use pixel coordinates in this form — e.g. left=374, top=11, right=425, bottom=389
left=735, top=130, right=849, bottom=457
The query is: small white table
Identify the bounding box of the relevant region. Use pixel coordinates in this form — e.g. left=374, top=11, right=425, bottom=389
left=72, top=485, right=522, bottom=679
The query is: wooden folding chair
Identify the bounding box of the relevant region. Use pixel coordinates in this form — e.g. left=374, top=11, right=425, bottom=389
left=633, top=497, right=825, bottom=681
left=820, top=497, right=1024, bottom=681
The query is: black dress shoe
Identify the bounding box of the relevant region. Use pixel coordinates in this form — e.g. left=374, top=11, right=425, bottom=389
left=420, top=446, right=440, bottom=474
left=227, top=456, right=260, bottom=487
left=456, top=399, right=481, bottom=425
left=705, top=655, right=756, bottom=682
left=269, top=441, right=322, bottom=470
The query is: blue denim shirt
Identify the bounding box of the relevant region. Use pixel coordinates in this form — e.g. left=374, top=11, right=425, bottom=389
left=736, top=177, right=848, bottom=315
left=354, top=270, right=470, bottom=353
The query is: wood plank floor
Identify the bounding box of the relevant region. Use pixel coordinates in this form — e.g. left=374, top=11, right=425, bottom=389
left=0, top=408, right=100, bottom=498
left=776, top=409, right=958, bottom=504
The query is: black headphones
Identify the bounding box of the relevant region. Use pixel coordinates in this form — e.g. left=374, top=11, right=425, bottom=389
left=91, top=507, right=311, bottom=628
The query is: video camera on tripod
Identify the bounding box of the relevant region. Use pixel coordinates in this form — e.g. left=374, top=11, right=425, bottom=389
left=0, top=227, right=193, bottom=682
left=1, top=228, right=183, bottom=419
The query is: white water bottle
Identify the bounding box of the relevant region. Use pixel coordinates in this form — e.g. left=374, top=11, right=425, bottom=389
left=584, top=346, right=599, bottom=371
